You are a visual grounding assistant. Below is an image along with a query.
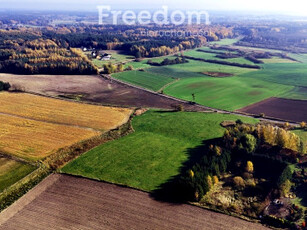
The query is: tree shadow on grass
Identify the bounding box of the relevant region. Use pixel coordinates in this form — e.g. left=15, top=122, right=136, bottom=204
left=150, top=137, right=221, bottom=203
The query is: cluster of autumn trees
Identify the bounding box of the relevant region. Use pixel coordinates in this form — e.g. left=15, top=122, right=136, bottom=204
left=224, top=123, right=304, bottom=156
left=176, top=122, right=304, bottom=202
left=255, top=124, right=304, bottom=153
left=177, top=144, right=231, bottom=201
left=147, top=56, right=188, bottom=66
left=0, top=32, right=98, bottom=75
left=130, top=39, right=205, bottom=58
left=102, top=63, right=124, bottom=74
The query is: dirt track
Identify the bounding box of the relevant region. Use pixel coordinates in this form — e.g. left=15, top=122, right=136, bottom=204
left=238, top=97, right=307, bottom=123
left=0, top=74, right=206, bottom=111
left=0, top=174, right=269, bottom=230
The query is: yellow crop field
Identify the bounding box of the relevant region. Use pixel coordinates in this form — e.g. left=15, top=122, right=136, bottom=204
left=0, top=114, right=101, bottom=161
left=0, top=92, right=132, bottom=131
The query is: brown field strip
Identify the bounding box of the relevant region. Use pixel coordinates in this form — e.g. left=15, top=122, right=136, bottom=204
left=0, top=74, right=207, bottom=111
left=0, top=114, right=101, bottom=161
left=0, top=174, right=269, bottom=230
left=238, top=97, right=307, bottom=123
left=0, top=92, right=132, bottom=131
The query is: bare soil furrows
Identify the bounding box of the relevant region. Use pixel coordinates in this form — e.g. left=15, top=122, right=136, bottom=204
left=238, top=97, right=307, bottom=122
left=0, top=174, right=268, bottom=230
left=0, top=74, right=206, bottom=111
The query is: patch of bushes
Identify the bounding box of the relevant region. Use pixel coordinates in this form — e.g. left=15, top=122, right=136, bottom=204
left=261, top=215, right=295, bottom=229
left=0, top=81, right=11, bottom=91
left=147, top=57, right=188, bottom=66
left=184, top=55, right=261, bottom=69
left=102, top=62, right=124, bottom=74
left=46, top=119, right=133, bottom=170
left=244, top=56, right=264, bottom=64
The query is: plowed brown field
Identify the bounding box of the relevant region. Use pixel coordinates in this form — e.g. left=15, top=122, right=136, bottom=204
left=0, top=74, right=206, bottom=111
left=0, top=174, right=269, bottom=230
left=238, top=97, right=307, bottom=122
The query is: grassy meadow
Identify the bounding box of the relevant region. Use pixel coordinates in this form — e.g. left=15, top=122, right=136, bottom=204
left=112, top=70, right=175, bottom=91
left=210, top=38, right=239, bottom=45
left=62, top=111, right=258, bottom=191
left=0, top=158, right=36, bottom=192
left=164, top=76, right=293, bottom=111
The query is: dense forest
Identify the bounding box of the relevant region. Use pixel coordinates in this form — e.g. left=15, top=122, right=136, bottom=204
left=235, top=24, right=307, bottom=53
left=0, top=30, right=98, bottom=74
left=0, top=24, right=234, bottom=74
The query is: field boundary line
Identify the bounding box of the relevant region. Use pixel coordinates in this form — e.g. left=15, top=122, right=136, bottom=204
left=0, top=173, right=59, bottom=225
left=157, top=78, right=180, bottom=93
left=0, top=152, right=35, bottom=166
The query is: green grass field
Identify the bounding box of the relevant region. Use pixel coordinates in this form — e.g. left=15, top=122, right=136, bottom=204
left=183, top=50, right=254, bottom=65
left=293, top=129, right=307, bottom=147
left=147, top=59, right=256, bottom=78
left=0, top=158, right=36, bottom=192
left=112, top=70, right=175, bottom=91
left=289, top=54, right=307, bottom=63
left=61, top=111, right=258, bottom=191
left=111, top=42, right=307, bottom=111
left=280, top=87, right=307, bottom=100
left=164, top=76, right=293, bottom=111
left=210, top=38, right=239, bottom=45
left=241, top=63, right=307, bottom=88
left=259, top=57, right=297, bottom=64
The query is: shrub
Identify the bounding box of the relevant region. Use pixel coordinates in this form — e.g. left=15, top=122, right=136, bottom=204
left=280, top=179, right=291, bottom=197
left=126, top=65, right=133, bottom=71
left=241, top=134, right=257, bottom=153
left=300, top=121, right=306, bottom=129
left=207, top=175, right=213, bottom=189
left=176, top=104, right=185, bottom=112
left=0, top=81, right=11, bottom=91
left=212, top=175, right=219, bottom=185
left=278, top=165, right=292, bottom=187
left=246, top=161, right=254, bottom=173
left=236, top=119, right=243, bottom=125
left=189, top=169, right=194, bottom=178
left=233, top=176, right=245, bottom=190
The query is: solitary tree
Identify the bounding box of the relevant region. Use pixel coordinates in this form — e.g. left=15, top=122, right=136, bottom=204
left=192, top=93, right=195, bottom=102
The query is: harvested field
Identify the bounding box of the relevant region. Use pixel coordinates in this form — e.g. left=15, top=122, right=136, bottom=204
left=0, top=114, right=101, bottom=161
left=0, top=74, right=206, bottom=111
left=0, top=92, right=132, bottom=131
left=238, top=97, right=307, bottom=122
left=202, top=72, right=234, bottom=77
left=0, top=174, right=269, bottom=230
